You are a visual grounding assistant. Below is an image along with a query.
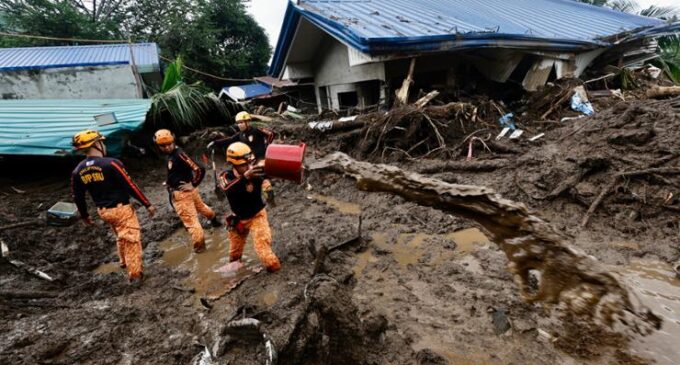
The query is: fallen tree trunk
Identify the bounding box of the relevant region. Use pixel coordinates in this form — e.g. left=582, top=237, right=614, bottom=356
left=647, top=86, right=680, bottom=99
left=417, top=159, right=509, bottom=174
left=311, top=152, right=660, bottom=333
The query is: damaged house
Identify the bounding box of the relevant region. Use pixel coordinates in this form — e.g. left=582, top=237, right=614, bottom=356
left=0, top=43, right=161, bottom=100
left=268, top=0, right=679, bottom=112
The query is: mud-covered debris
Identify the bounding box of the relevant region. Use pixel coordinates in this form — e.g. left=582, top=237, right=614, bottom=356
left=490, top=308, right=511, bottom=335
left=312, top=152, right=662, bottom=334
left=224, top=318, right=278, bottom=365
left=415, top=349, right=449, bottom=365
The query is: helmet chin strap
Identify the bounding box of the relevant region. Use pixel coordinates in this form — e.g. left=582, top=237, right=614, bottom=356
left=92, top=140, right=105, bottom=156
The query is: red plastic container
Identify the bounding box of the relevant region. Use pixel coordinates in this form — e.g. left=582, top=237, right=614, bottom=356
left=264, top=143, right=306, bottom=184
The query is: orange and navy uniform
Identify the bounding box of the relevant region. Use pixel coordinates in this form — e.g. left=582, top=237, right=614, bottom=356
left=218, top=168, right=280, bottom=272
left=165, top=147, right=215, bottom=251
left=213, top=126, right=275, bottom=160
left=218, top=169, right=265, bottom=220
left=71, top=157, right=151, bottom=219
left=166, top=147, right=205, bottom=189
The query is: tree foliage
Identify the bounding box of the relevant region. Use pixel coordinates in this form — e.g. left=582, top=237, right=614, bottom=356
left=0, top=0, right=271, bottom=86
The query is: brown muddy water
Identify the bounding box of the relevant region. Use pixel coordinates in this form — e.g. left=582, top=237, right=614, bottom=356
left=616, top=260, right=680, bottom=365
left=308, top=193, right=362, bottom=215
left=317, top=188, right=676, bottom=364
left=95, top=228, right=262, bottom=302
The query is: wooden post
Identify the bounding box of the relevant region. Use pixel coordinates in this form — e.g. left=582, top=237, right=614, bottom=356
left=395, top=58, right=416, bottom=106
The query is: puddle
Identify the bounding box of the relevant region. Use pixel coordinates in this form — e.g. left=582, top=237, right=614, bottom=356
left=353, top=250, right=379, bottom=277
left=308, top=193, right=361, bottom=215
left=94, top=262, right=123, bottom=274
left=160, top=228, right=262, bottom=300
left=617, top=260, right=680, bottom=365
left=261, top=289, right=279, bottom=307
left=413, top=336, right=492, bottom=365
left=447, top=228, right=491, bottom=254
left=362, top=228, right=492, bottom=270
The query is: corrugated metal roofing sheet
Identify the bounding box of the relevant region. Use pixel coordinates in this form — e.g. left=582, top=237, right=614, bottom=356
left=0, top=99, right=152, bottom=156
left=269, top=0, right=680, bottom=76
left=0, top=43, right=160, bottom=72
left=220, top=83, right=273, bottom=101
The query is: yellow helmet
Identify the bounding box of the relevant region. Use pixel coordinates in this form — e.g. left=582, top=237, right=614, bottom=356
left=226, top=142, right=254, bottom=166
left=72, top=130, right=105, bottom=150
left=153, top=129, right=174, bottom=145
left=235, top=111, right=252, bottom=123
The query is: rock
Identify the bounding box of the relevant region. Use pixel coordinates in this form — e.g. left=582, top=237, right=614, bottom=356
left=491, top=308, right=511, bottom=335
left=416, top=349, right=449, bottom=365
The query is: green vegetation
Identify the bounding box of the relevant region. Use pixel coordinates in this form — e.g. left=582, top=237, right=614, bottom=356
left=150, top=57, right=227, bottom=132
left=0, top=0, right=271, bottom=86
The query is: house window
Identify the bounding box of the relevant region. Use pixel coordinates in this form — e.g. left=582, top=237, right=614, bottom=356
left=338, top=91, right=358, bottom=108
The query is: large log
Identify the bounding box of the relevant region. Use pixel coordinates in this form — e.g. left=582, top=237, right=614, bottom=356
left=310, top=152, right=660, bottom=333
left=647, top=86, right=680, bottom=99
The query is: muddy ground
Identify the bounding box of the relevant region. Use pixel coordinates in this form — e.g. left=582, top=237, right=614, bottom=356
left=1, top=97, right=679, bottom=365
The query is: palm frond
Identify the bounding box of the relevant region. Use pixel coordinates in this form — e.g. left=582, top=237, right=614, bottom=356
left=160, top=56, right=184, bottom=93
left=609, top=0, right=639, bottom=13
left=639, top=5, right=679, bottom=18
left=151, top=82, right=211, bottom=129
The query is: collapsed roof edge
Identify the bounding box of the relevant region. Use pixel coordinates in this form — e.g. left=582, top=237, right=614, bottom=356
left=268, top=0, right=680, bottom=78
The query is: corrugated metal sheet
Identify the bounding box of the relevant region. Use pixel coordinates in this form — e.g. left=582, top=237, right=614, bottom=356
left=220, top=83, right=273, bottom=102
left=269, top=0, right=680, bottom=76
left=0, top=43, right=160, bottom=72
left=0, top=99, right=152, bottom=156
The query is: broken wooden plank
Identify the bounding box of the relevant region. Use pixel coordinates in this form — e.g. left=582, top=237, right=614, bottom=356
left=647, top=86, right=680, bottom=99
left=415, top=90, right=440, bottom=109
left=395, top=58, right=416, bottom=106
left=7, top=260, right=55, bottom=282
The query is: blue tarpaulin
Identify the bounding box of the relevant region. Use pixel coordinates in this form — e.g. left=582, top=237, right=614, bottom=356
left=0, top=99, right=152, bottom=156
left=269, top=0, right=680, bottom=76
left=220, top=83, right=273, bottom=102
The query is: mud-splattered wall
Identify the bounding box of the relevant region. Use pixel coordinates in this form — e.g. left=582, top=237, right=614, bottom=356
left=0, top=65, right=139, bottom=100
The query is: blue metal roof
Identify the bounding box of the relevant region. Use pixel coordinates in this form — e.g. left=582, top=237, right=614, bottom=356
left=0, top=99, right=152, bottom=156
left=0, top=43, right=160, bottom=72
left=269, top=0, right=680, bottom=76
left=220, top=83, right=273, bottom=102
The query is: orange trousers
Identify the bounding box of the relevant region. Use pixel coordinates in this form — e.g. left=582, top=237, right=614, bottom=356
left=228, top=209, right=281, bottom=272
left=97, top=204, right=143, bottom=279
left=173, top=188, right=216, bottom=249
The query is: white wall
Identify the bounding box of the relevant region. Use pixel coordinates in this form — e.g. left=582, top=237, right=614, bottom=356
left=0, top=65, right=140, bottom=100
left=312, top=38, right=386, bottom=111
left=314, top=40, right=385, bottom=87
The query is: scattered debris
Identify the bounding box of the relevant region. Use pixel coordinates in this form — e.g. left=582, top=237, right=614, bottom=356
left=46, top=202, right=79, bottom=226
left=224, top=318, right=277, bottom=365
left=570, top=86, right=595, bottom=116
left=7, top=259, right=55, bottom=282
left=10, top=186, right=25, bottom=194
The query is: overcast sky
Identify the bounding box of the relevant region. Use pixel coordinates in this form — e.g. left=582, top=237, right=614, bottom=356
left=246, top=0, right=678, bottom=49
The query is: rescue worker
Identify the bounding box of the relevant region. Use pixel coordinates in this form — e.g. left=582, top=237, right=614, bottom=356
left=70, top=130, right=155, bottom=283
left=210, top=111, right=274, bottom=160
left=154, top=129, right=221, bottom=253
left=209, top=111, right=275, bottom=202
left=218, top=142, right=281, bottom=272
